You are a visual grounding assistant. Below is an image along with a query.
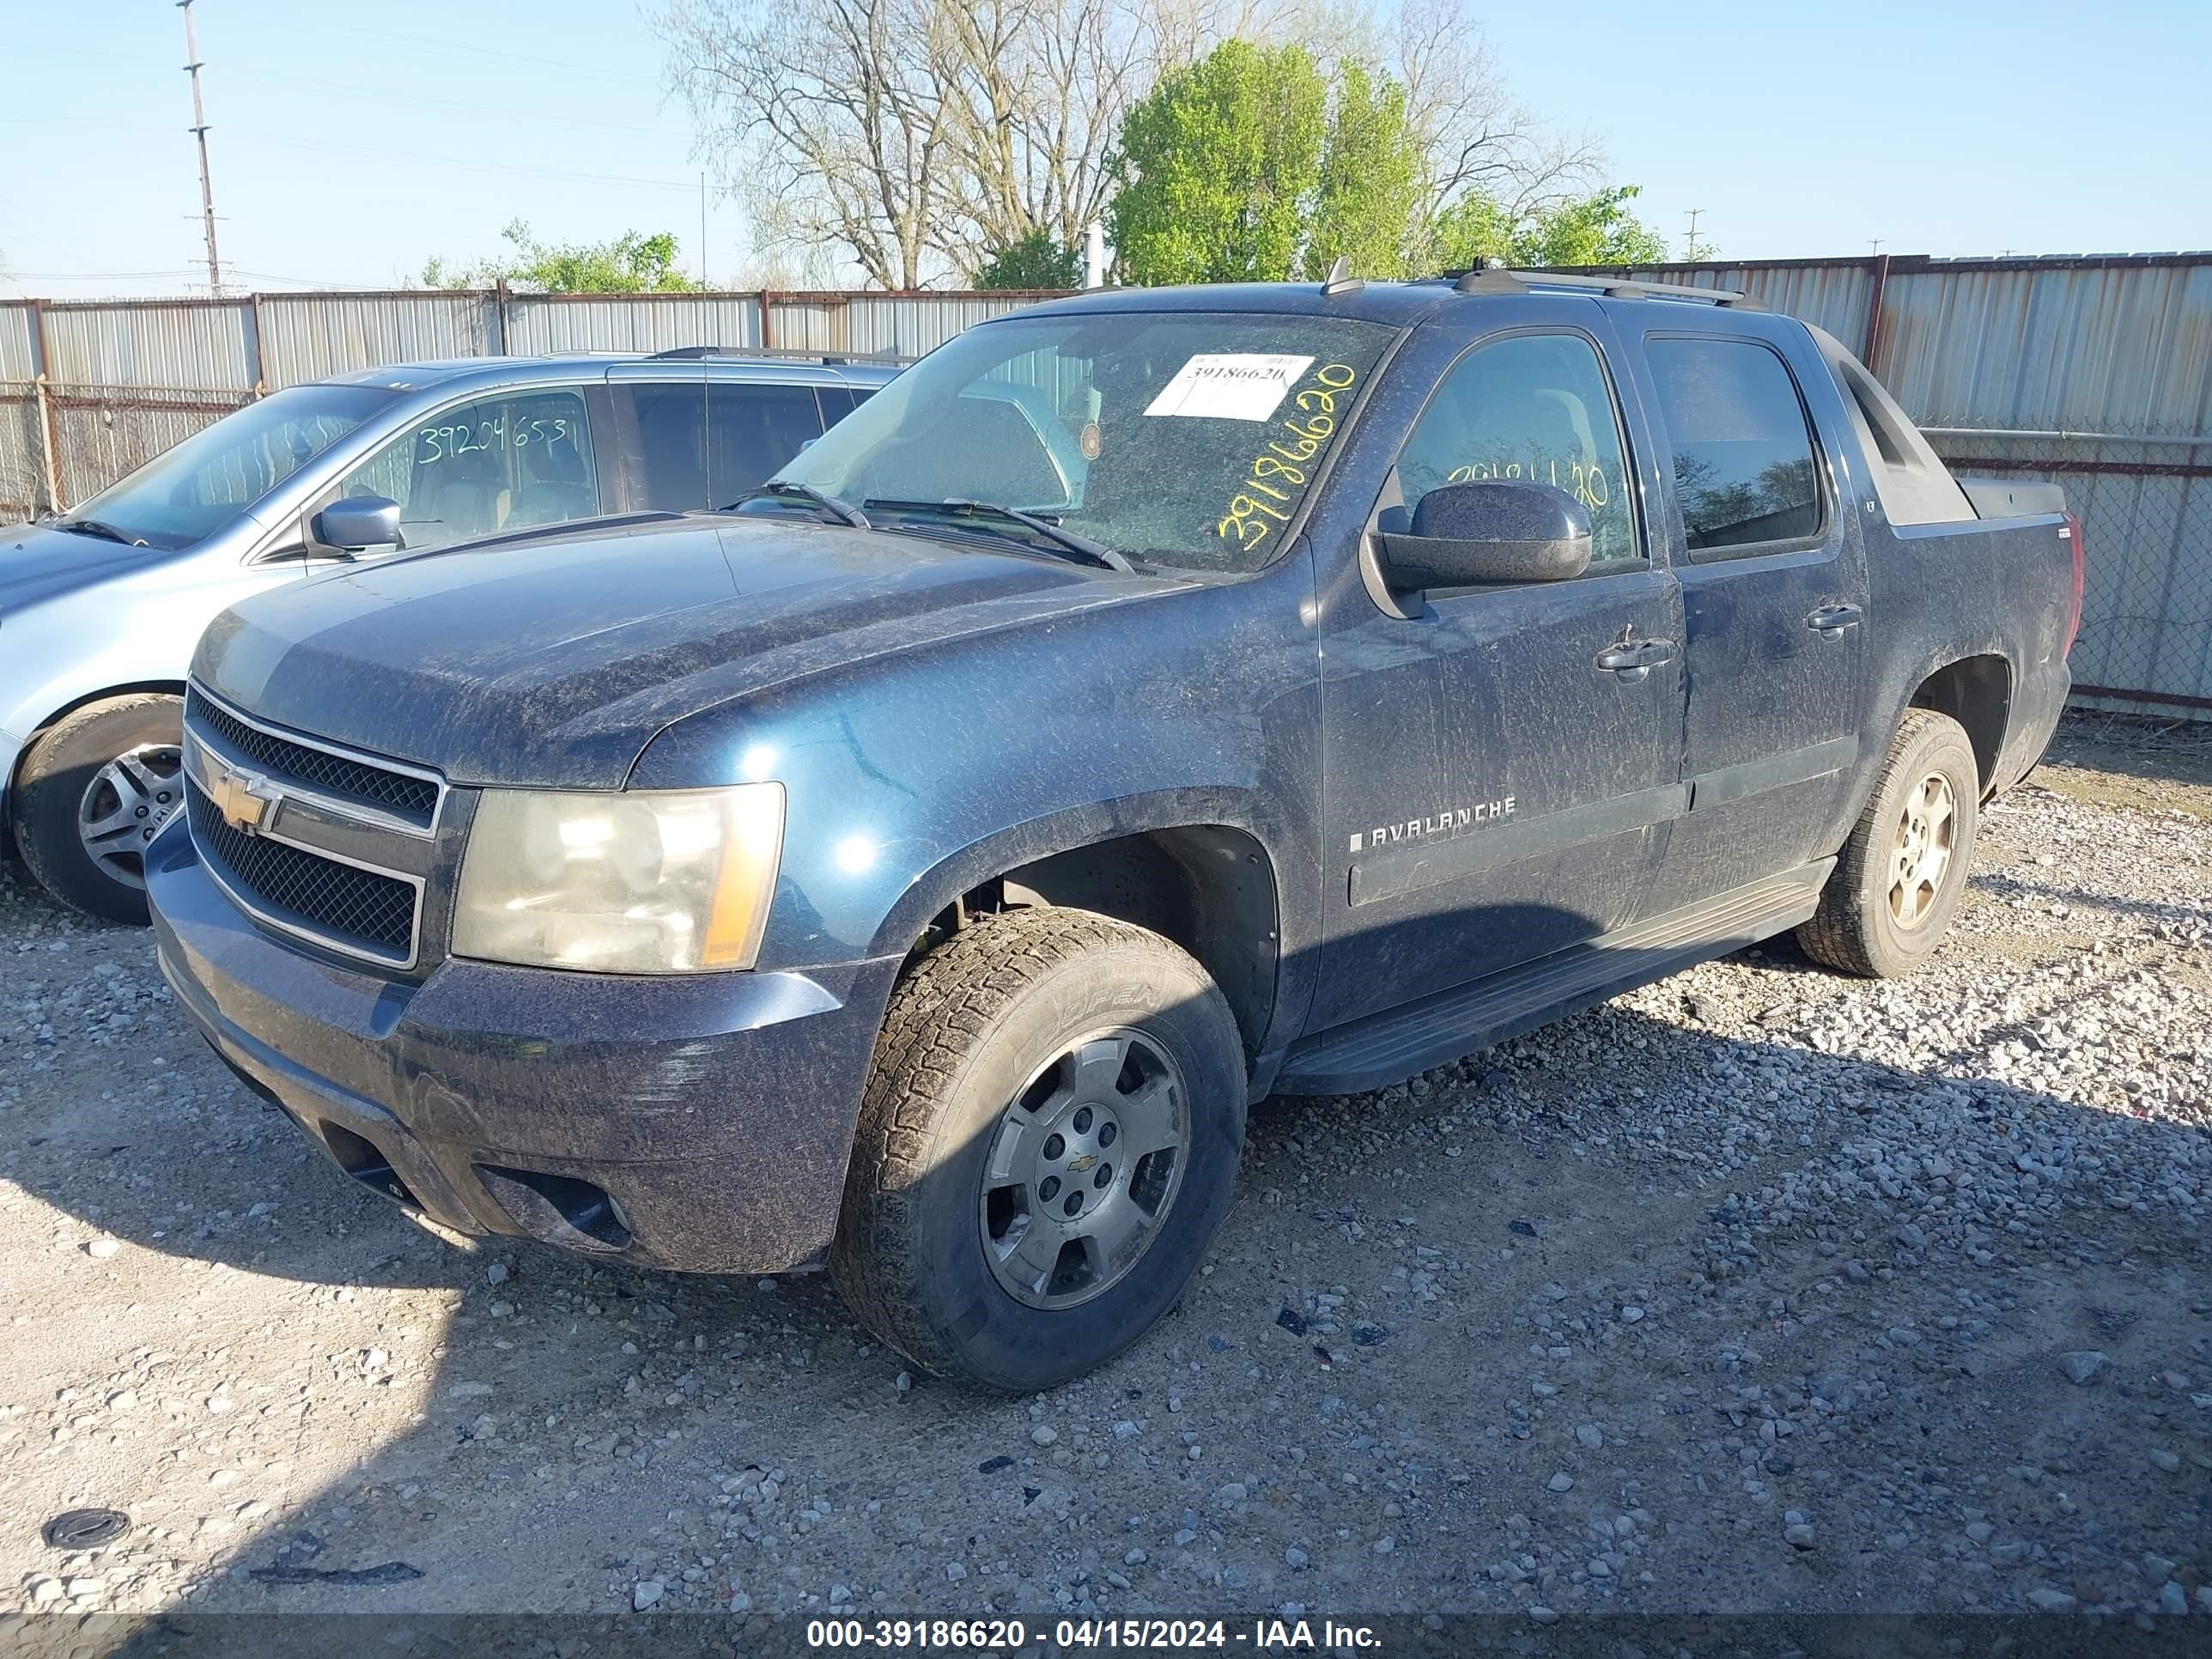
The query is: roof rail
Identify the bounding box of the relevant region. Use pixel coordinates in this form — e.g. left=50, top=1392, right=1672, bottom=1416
left=1444, top=264, right=1763, bottom=309
left=645, top=344, right=915, bottom=366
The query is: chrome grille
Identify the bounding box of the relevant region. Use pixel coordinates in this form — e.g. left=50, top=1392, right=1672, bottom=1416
left=181, top=684, right=444, bottom=969
left=187, top=690, right=439, bottom=826
left=186, top=790, right=416, bottom=955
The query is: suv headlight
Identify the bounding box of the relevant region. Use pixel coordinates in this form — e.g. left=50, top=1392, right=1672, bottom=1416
left=453, top=783, right=784, bottom=973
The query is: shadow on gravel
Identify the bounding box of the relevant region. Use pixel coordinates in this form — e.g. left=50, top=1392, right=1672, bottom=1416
left=6, top=878, right=2209, bottom=1627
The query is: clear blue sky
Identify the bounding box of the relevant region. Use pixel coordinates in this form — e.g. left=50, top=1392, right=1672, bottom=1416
left=2, top=0, right=2205, bottom=299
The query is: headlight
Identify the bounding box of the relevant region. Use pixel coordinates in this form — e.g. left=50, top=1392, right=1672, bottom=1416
left=453, top=783, right=784, bottom=973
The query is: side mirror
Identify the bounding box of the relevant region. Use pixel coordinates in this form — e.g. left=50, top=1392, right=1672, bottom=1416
left=1377, top=479, right=1592, bottom=590
left=313, top=495, right=403, bottom=554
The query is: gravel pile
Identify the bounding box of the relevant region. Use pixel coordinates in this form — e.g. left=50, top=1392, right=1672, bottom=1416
left=2, top=722, right=2208, bottom=1633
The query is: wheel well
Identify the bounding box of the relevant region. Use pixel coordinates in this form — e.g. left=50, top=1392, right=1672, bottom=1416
left=1910, top=655, right=2009, bottom=795
left=5, top=681, right=187, bottom=824
left=953, top=827, right=1280, bottom=1063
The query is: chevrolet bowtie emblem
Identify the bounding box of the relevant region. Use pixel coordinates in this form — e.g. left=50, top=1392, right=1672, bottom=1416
left=206, top=758, right=277, bottom=835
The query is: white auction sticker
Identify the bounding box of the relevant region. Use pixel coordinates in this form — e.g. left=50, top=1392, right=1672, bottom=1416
left=1142, top=353, right=1316, bottom=422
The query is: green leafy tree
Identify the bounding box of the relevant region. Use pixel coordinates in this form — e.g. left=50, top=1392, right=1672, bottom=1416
left=1514, top=185, right=1669, bottom=266
left=1300, top=61, right=1423, bottom=282
left=1106, top=40, right=1327, bottom=286
left=975, top=229, right=1084, bottom=290
left=420, top=220, right=696, bottom=293
left=1431, top=185, right=1668, bottom=271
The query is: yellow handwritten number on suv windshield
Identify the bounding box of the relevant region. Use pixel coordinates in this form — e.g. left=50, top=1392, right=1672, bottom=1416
left=1219, top=363, right=1356, bottom=550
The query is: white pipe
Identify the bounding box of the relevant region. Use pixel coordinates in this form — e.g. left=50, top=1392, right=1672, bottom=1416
left=1920, top=425, right=2212, bottom=447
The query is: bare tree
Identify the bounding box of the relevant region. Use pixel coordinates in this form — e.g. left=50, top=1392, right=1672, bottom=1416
left=659, top=0, right=1283, bottom=287
left=936, top=0, right=1291, bottom=264
left=659, top=0, right=969, bottom=289
left=1389, top=0, right=1602, bottom=228
left=659, top=0, right=1602, bottom=287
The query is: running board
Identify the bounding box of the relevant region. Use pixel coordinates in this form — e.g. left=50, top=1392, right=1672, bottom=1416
left=1276, top=860, right=1833, bottom=1095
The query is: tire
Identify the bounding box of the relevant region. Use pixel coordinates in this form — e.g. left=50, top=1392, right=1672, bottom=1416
left=13, top=693, right=186, bottom=925
left=1798, top=708, right=1980, bottom=978
left=831, top=906, right=1247, bottom=1391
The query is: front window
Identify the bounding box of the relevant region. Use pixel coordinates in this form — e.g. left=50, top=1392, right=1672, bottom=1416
left=1393, top=331, right=1641, bottom=569
left=339, top=388, right=599, bottom=551
left=771, top=312, right=1398, bottom=573
left=58, top=383, right=398, bottom=550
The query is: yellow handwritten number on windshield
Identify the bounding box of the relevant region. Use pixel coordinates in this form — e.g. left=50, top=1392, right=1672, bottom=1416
left=1218, top=364, right=1357, bottom=550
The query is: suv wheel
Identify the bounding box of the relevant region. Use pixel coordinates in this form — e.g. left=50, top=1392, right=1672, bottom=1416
left=13, top=693, right=186, bottom=925
left=1799, top=708, right=1980, bottom=978
left=831, top=907, right=1247, bottom=1390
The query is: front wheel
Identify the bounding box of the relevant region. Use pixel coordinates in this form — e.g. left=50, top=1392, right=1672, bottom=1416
left=13, top=693, right=186, bottom=924
left=831, top=907, right=1247, bottom=1390
left=1798, top=708, right=1981, bottom=978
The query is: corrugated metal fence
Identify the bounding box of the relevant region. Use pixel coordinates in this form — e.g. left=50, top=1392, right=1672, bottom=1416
left=4, top=258, right=2208, bottom=714
left=0, top=287, right=1055, bottom=525
left=1559, top=252, right=2212, bottom=717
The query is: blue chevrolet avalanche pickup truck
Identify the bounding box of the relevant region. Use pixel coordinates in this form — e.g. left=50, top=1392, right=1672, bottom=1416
left=148, top=270, right=2081, bottom=1389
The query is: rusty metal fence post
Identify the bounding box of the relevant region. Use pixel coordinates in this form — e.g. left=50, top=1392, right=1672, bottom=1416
left=30, top=300, right=65, bottom=512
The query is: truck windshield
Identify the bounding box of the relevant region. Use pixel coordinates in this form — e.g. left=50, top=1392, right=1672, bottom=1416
left=770, top=311, right=1397, bottom=573
left=55, top=382, right=400, bottom=550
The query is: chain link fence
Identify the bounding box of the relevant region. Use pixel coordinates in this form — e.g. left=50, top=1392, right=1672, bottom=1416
left=0, top=381, right=257, bottom=521
left=0, top=386, right=45, bottom=520
left=1927, top=424, right=2211, bottom=718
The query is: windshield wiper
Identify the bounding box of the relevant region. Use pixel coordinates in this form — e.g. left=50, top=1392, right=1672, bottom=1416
left=864, top=498, right=1134, bottom=574
left=724, top=479, right=871, bottom=530
left=53, top=518, right=150, bottom=548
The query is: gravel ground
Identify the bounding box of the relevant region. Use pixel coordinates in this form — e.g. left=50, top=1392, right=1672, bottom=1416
left=3, top=718, right=2209, bottom=1638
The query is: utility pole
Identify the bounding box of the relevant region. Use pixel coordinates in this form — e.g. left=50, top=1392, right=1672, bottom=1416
left=699, top=171, right=708, bottom=289
left=178, top=0, right=223, bottom=295
left=1684, top=209, right=1710, bottom=262
left=1869, top=238, right=1885, bottom=256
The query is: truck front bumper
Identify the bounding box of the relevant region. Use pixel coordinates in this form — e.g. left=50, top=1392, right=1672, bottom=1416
left=147, top=822, right=901, bottom=1274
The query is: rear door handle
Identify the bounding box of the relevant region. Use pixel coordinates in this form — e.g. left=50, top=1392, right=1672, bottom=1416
left=1807, top=603, right=1863, bottom=640
left=1594, top=638, right=1678, bottom=683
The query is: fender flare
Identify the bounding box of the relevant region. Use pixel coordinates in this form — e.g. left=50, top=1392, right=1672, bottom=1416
left=866, top=784, right=1295, bottom=961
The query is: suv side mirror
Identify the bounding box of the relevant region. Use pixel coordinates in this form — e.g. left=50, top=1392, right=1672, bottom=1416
left=1377, top=479, right=1592, bottom=590
left=313, top=495, right=403, bottom=555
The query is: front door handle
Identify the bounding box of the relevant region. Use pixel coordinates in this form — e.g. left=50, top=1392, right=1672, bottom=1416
left=1594, top=637, right=1679, bottom=683
left=1807, top=603, right=1863, bottom=640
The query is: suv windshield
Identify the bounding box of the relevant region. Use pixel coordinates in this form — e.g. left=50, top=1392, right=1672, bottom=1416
left=57, top=382, right=400, bottom=550
left=772, top=311, right=1397, bottom=573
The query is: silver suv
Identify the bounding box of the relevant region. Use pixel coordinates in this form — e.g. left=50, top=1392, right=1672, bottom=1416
left=2, top=349, right=897, bottom=922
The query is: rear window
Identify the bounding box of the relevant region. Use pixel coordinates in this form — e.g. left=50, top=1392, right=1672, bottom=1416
left=624, top=381, right=827, bottom=513
left=1812, top=329, right=1974, bottom=526
left=1647, top=337, right=1823, bottom=553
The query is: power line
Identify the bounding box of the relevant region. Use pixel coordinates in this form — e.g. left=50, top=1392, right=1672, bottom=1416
left=178, top=0, right=223, bottom=296
left=0, top=110, right=698, bottom=190
left=220, top=69, right=690, bottom=139
left=242, top=133, right=700, bottom=191
left=324, top=25, right=662, bottom=85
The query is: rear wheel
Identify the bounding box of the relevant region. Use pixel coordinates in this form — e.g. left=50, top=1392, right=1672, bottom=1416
left=831, top=907, right=1246, bottom=1390
left=1799, top=708, right=1980, bottom=978
left=14, top=693, right=185, bottom=925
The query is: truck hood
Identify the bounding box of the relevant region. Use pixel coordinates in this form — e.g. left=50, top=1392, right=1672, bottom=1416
left=0, top=521, right=179, bottom=613
left=193, top=515, right=1179, bottom=788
